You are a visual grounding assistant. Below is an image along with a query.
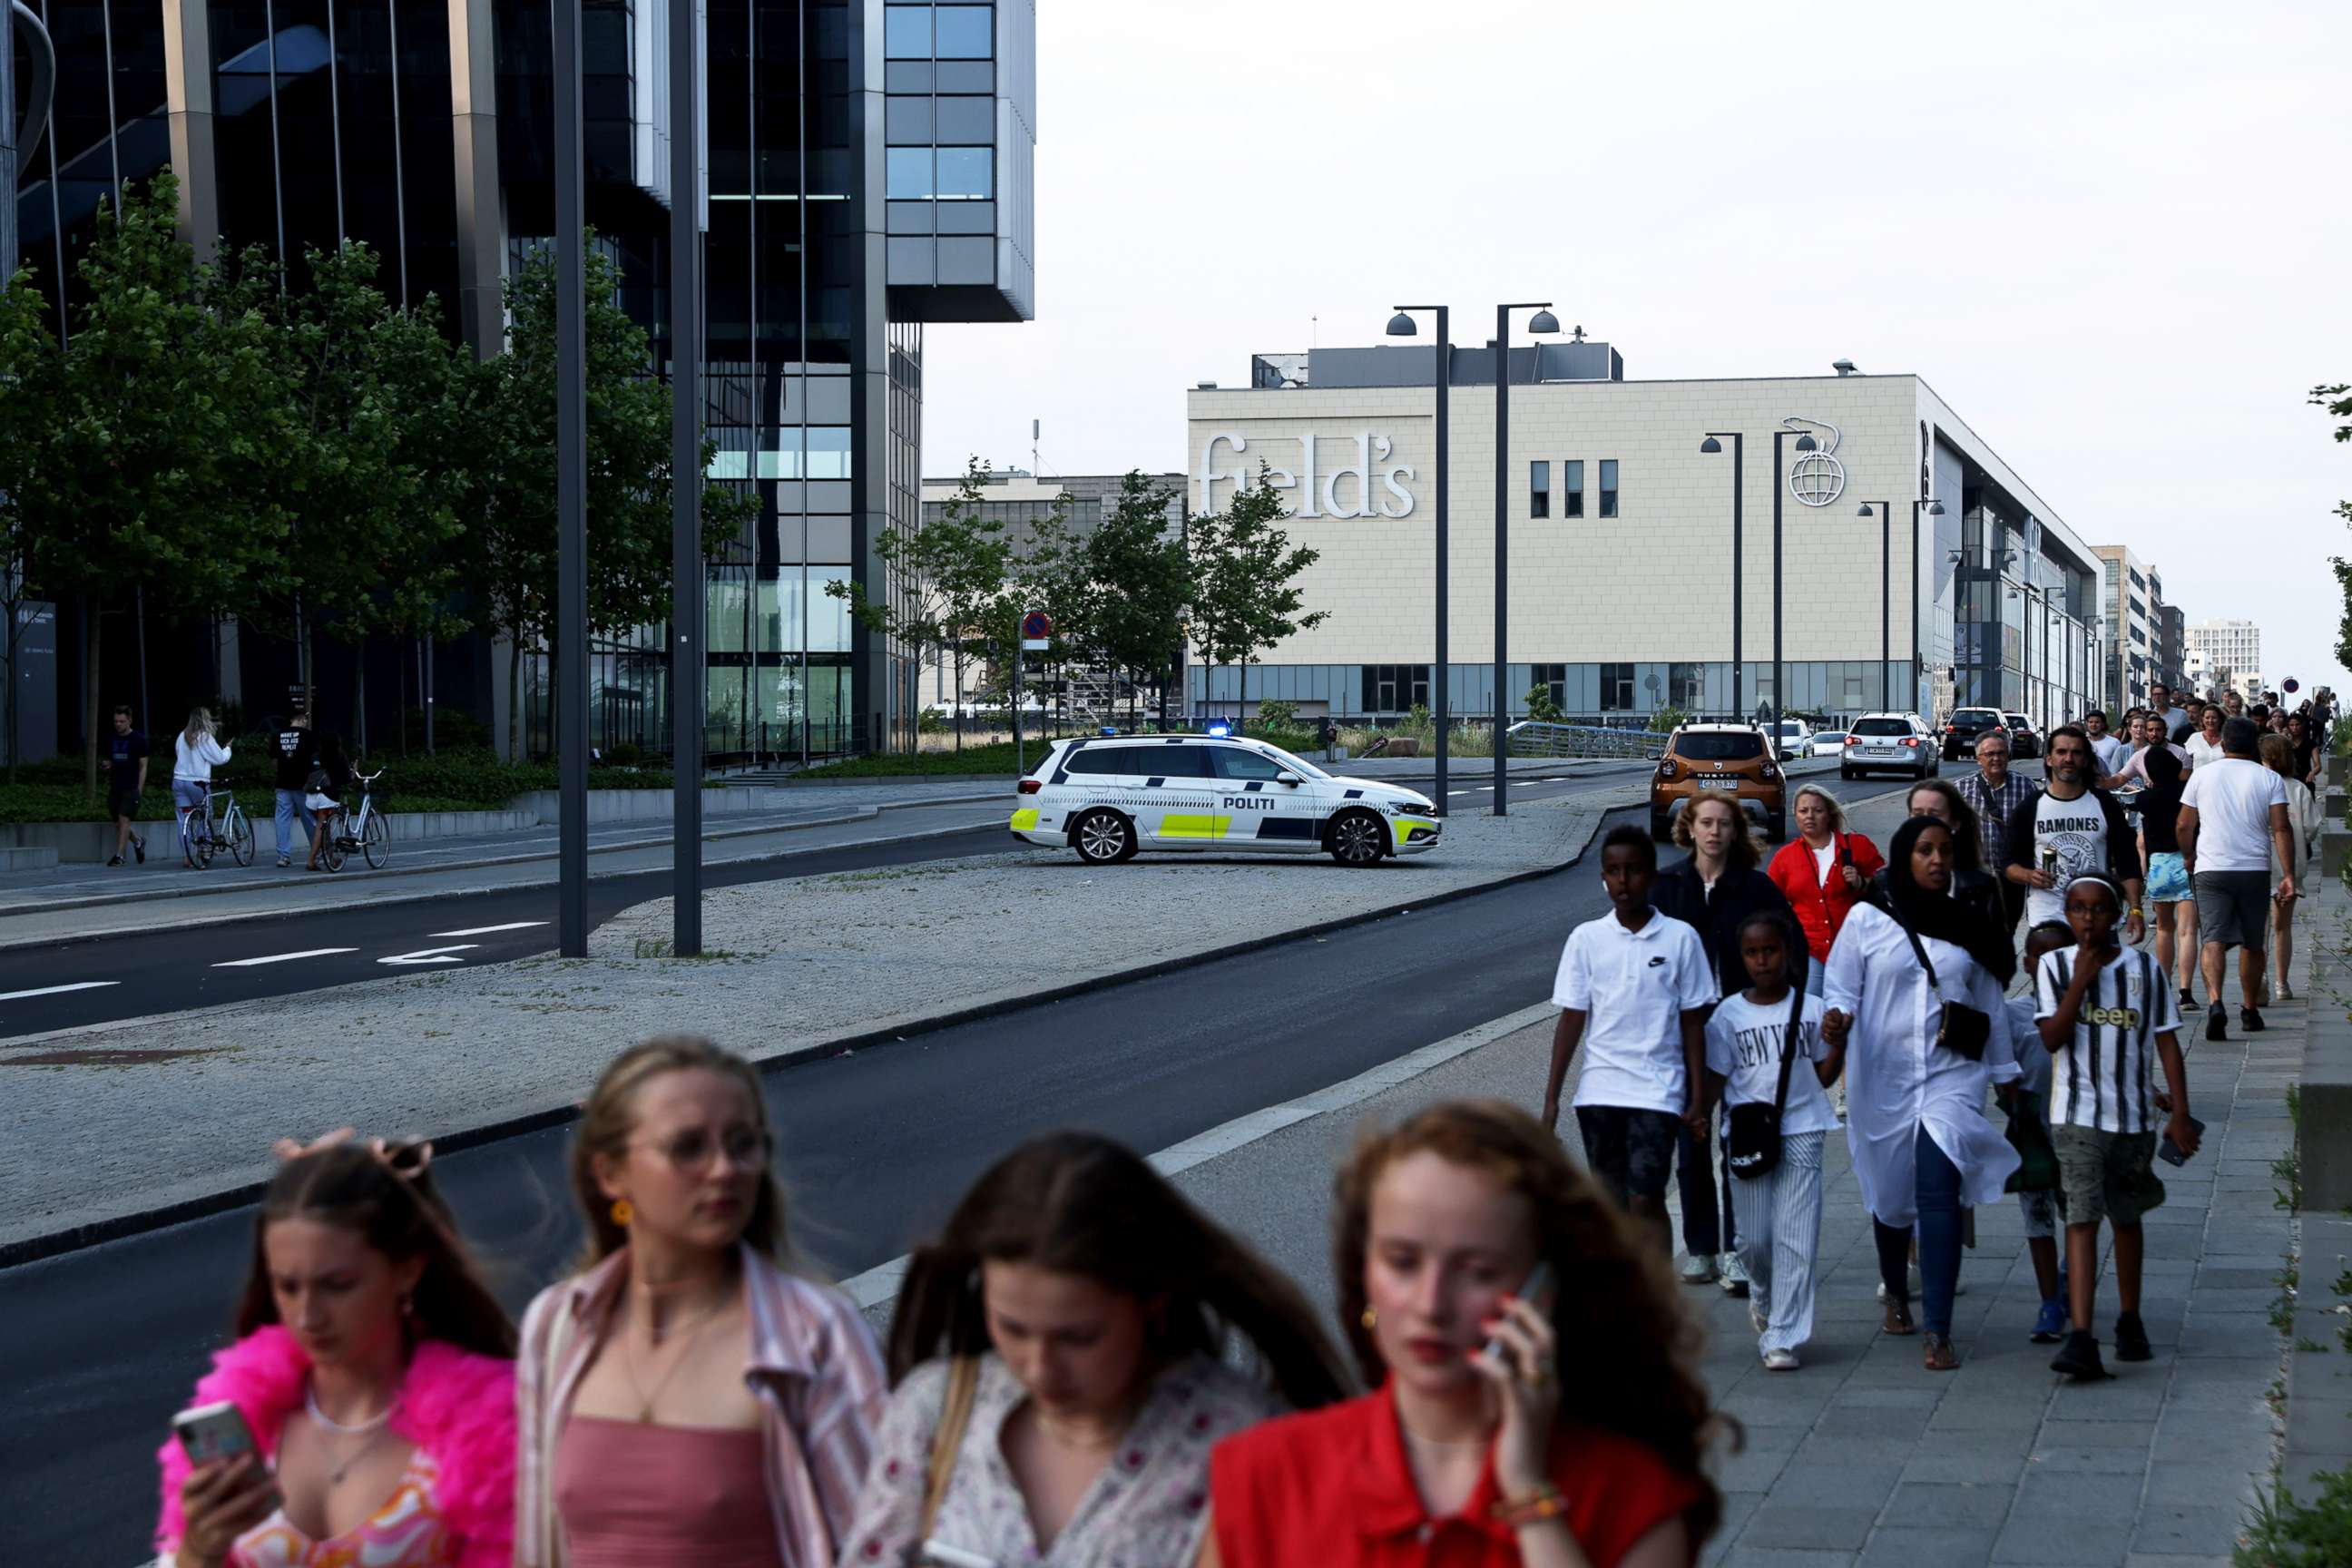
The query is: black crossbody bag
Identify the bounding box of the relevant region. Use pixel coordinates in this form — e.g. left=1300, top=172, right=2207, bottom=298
left=1898, top=921, right=1993, bottom=1063
left=1727, top=985, right=1808, bottom=1181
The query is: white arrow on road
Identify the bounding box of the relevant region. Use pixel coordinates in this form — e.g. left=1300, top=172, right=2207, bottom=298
left=378, top=945, right=482, bottom=966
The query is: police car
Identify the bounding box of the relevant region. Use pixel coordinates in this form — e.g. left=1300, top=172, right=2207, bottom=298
left=1009, top=734, right=1442, bottom=867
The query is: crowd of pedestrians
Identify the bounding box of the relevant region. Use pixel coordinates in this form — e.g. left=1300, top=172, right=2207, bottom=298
left=98, top=704, right=352, bottom=874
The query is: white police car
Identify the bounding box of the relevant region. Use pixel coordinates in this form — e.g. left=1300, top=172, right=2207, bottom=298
left=1009, top=734, right=1442, bottom=867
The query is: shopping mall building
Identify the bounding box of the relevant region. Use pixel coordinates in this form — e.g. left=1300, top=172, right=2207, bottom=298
left=1185, top=337, right=2106, bottom=730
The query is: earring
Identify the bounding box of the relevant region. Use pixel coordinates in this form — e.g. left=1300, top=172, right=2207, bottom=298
left=1360, top=1307, right=1378, bottom=1330
left=611, top=1198, right=633, bottom=1229
left=400, top=1292, right=415, bottom=1318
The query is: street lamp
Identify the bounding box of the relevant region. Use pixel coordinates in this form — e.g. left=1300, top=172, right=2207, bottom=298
left=1702, top=434, right=1743, bottom=714
left=1767, top=422, right=1818, bottom=724
left=1911, top=497, right=1945, bottom=714
left=1859, top=502, right=1891, bottom=710
left=1493, top=301, right=1557, bottom=816
left=1387, top=305, right=1449, bottom=814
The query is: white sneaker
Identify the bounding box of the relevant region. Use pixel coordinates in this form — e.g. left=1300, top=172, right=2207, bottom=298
left=1720, top=1252, right=1751, bottom=1295
left=1763, top=1348, right=1800, bottom=1371
left=1678, top=1253, right=1719, bottom=1285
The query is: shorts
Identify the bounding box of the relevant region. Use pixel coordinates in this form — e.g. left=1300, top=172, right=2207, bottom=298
left=172, top=779, right=210, bottom=814
left=1575, top=1105, right=1681, bottom=1206
left=109, top=787, right=142, bottom=821
left=305, top=792, right=338, bottom=814
left=2146, top=850, right=2190, bottom=904
left=2053, top=1124, right=2163, bottom=1229
left=2194, top=868, right=2271, bottom=952
left=2017, top=1189, right=2060, bottom=1240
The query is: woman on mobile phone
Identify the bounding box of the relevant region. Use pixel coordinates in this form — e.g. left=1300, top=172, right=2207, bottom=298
left=836, top=1132, right=1350, bottom=1567
left=152, top=1133, right=517, bottom=1568
left=514, top=1035, right=885, bottom=1568
left=1201, top=1100, right=1721, bottom=1568
left=1820, top=818, right=2021, bottom=1371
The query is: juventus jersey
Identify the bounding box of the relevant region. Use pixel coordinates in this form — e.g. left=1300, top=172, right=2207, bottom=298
left=2034, top=946, right=2180, bottom=1134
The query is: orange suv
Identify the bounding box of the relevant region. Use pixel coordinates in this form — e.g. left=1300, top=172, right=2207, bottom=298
left=1649, top=723, right=1787, bottom=842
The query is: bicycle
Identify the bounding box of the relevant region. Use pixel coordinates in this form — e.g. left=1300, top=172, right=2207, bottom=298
left=178, top=785, right=256, bottom=870
left=318, top=768, right=389, bottom=873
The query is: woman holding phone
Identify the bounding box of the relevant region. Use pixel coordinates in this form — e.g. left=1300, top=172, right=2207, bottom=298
left=153, top=1132, right=517, bottom=1568
left=514, top=1035, right=885, bottom=1567
left=1202, top=1100, right=1720, bottom=1568
left=835, top=1132, right=1349, bottom=1566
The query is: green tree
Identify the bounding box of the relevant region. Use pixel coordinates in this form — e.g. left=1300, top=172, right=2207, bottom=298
left=828, top=458, right=1014, bottom=752
left=1524, top=682, right=1563, bottom=723
left=2315, top=381, right=2352, bottom=670
left=0, top=173, right=289, bottom=799
left=1083, top=472, right=1190, bottom=726
left=456, top=240, right=750, bottom=759
left=1188, top=464, right=1328, bottom=723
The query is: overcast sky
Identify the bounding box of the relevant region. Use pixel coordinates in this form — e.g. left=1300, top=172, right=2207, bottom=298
left=923, top=0, right=2352, bottom=698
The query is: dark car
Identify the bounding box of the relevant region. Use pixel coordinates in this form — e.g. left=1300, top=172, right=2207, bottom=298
left=2001, top=712, right=2041, bottom=759
left=1941, top=706, right=2007, bottom=761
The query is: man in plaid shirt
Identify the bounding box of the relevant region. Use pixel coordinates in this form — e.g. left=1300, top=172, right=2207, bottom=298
left=1955, top=729, right=2041, bottom=934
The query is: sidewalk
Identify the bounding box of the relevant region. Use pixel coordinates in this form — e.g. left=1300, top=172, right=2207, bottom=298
left=1146, top=910, right=2309, bottom=1568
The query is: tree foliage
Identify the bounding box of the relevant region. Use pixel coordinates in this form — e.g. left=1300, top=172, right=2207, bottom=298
left=1188, top=463, right=1329, bottom=715
left=2315, top=381, right=2352, bottom=671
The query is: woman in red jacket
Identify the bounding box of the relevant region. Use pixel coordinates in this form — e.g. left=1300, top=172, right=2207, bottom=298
left=1767, top=784, right=1884, bottom=995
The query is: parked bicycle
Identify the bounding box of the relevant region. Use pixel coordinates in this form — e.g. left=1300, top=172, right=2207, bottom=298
left=317, top=767, right=389, bottom=873
left=178, top=785, right=256, bottom=870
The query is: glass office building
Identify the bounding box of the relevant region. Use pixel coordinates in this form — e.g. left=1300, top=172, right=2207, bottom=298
left=18, top=0, right=1036, bottom=761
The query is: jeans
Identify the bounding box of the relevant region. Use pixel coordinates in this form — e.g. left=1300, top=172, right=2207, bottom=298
left=273, top=789, right=316, bottom=858
left=1676, top=1121, right=1737, bottom=1256
left=1876, top=1126, right=1965, bottom=1337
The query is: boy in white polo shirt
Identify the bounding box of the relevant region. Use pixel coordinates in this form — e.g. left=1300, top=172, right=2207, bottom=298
left=1542, top=824, right=1718, bottom=1257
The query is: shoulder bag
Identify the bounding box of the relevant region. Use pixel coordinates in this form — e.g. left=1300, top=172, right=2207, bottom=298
left=1727, top=986, right=1808, bottom=1181
left=914, top=1355, right=983, bottom=1556
left=1897, top=919, right=1993, bottom=1063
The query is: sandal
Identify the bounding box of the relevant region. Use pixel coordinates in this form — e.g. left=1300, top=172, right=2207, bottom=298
left=1921, top=1331, right=1958, bottom=1371
left=1882, top=1300, right=1917, bottom=1336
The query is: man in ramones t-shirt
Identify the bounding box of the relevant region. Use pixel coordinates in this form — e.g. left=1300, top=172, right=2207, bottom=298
left=2005, top=724, right=2142, bottom=942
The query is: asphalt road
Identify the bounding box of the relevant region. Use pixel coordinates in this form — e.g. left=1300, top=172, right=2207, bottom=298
left=0, top=766, right=1948, bottom=1565
left=0, top=777, right=1592, bottom=1040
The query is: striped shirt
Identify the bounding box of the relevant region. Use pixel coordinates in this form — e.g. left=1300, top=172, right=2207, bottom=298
left=2034, top=946, right=2180, bottom=1134
left=514, top=1243, right=887, bottom=1568
left=1953, top=768, right=2039, bottom=876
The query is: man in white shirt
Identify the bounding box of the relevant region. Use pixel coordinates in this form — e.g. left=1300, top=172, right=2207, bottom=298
left=2150, top=683, right=2192, bottom=746
left=2082, top=710, right=2130, bottom=779
left=1543, top=824, right=1718, bottom=1258
left=2178, top=717, right=2296, bottom=1041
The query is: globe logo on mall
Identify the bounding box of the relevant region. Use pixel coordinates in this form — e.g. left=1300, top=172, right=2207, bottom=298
left=1783, top=417, right=1846, bottom=507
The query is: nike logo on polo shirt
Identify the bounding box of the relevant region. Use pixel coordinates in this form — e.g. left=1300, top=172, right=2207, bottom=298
left=1648, top=956, right=1666, bottom=967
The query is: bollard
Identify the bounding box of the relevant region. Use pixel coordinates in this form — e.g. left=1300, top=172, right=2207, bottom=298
left=2327, top=828, right=2352, bottom=880
left=2329, top=752, right=2348, bottom=788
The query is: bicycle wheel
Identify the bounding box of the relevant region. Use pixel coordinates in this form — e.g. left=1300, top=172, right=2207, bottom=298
left=361, top=808, right=388, bottom=869
left=193, top=809, right=218, bottom=869
left=228, top=803, right=255, bottom=867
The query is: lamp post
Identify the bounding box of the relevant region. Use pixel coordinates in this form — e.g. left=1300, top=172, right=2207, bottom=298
left=1491, top=301, right=1558, bottom=816
left=1859, top=502, right=1890, bottom=710
left=1386, top=305, right=1450, bottom=814
left=553, top=0, right=588, bottom=956
left=1769, top=423, right=1818, bottom=727
left=1911, top=496, right=1945, bottom=716
left=667, top=0, right=701, bottom=955
left=1701, top=434, right=1743, bottom=715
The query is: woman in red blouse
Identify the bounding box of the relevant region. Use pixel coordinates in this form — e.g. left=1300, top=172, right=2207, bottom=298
left=1202, top=1100, right=1722, bottom=1568
left=1766, top=785, right=1885, bottom=991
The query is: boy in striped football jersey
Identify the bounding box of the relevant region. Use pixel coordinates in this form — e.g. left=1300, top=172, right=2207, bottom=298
left=2035, top=873, right=2200, bottom=1380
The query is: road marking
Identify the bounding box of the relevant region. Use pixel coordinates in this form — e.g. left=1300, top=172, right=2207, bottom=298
left=379, top=945, right=481, bottom=966
left=840, top=1002, right=1557, bottom=1311
left=0, top=981, right=120, bottom=1003
left=213, top=948, right=358, bottom=968
left=429, top=922, right=548, bottom=937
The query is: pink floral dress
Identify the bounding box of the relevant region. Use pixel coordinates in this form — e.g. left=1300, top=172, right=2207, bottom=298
left=836, top=1352, right=1280, bottom=1568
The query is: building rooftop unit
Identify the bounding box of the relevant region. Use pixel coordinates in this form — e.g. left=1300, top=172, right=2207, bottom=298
left=1250, top=337, right=1624, bottom=390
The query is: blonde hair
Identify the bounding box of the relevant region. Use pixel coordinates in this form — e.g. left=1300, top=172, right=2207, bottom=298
left=182, top=707, right=215, bottom=747
left=1671, top=792, right=1761, bottom=869
left=1791, top=783, right=1848, bottom=834
left=568, top=1035, right=792, bottom=1270
left=2258, top=731, right=2295, bottom=778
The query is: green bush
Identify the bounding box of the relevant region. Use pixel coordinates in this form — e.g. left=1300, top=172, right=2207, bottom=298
left=1255, top=700, right=1299, bottom=733
left=2239, top=1464, right=2352, bottom=1566
left=800, top=741, right=1027, bottom=779
left=1525, top=685, right=1563, bottom=723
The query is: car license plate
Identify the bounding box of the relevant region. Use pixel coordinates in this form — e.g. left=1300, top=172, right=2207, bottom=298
left=1697, top=776, right=1738, bottom=789
left=1866, top=747, right=1898, bottom=757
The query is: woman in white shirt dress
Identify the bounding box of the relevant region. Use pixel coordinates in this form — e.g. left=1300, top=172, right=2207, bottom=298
left=1823, top=816, right=2022, bottom=1371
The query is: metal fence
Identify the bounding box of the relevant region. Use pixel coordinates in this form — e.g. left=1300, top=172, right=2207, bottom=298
left=1503, top=721, right=1668, bottom=760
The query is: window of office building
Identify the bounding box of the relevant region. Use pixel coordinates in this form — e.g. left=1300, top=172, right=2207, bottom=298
left=1599, top=460, right=1619, bottom=518
left=1671, top=662, right=1705, bottom=710
left=1531, top=662, right=1567, bottom=712
left=1600, top=662, right=1634, bottom=711
left=1563, top=460, right=1584, bottom=518
left=1530, top=461, right=1550, bottom=519
left=1363, top=664, right=1431, bottom=714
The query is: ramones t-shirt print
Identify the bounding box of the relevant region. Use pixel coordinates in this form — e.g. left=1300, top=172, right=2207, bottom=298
left=2024, top=792, right=2115, bottom=927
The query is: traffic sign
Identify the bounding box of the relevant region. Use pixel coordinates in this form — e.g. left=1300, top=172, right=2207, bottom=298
left=1021, top=611, right=1052, bottom=640
left=2285, top=678, right=2299, bottom=694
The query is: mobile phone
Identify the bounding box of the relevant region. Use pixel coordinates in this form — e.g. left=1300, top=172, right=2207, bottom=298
left=917, top=1544, right=1000, bottom=1568
left=172, top=1400, right=257, bottom=1466
left=2158, top=1116, right=2206, bottom=1167
left=1482, top=1260, right=1558, bottom=1365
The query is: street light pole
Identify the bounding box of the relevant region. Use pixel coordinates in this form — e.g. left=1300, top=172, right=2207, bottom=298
left=1387, top=306, right=1450, bottom=814
left=553, top=0, right=588, bottom=957
left=668, top=0, right=701, bottom=956
left=1702, top=434, right=1743, bottom=716
left=1861, top=502, right=1890, bottom=710
left=1769, top=425, right=1816, bottom=728
left=1910, top=496, right=1942, bottom=717
left=1491, top=301, right=1556, bottom=817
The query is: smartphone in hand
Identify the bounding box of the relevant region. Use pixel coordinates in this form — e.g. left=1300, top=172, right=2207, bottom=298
left=1481, top=1260, right=1558, bottom=1366
left=172, top=1401, right=257, bottom=1465
left=2157, top=1116, right=2206, bottom=1167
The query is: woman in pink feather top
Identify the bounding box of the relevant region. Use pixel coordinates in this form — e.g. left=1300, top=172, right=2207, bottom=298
left=153, top=1133, right=517, bottom=1568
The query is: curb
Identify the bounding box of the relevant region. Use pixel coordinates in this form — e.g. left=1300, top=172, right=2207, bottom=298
left=0, top=796, right=1007, bottom=949
left=0, top=798, right=1626, bottom=1270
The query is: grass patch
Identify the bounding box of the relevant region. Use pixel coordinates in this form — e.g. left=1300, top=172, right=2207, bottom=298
left=2274, top=1259, right=2302, bottom=1335
left=2277, top=1083, right=2305, bottom=1214
left=2239, top=1466, right=2352, bottom=1566
left=2298, top=1337, right=2334, bottom=1354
